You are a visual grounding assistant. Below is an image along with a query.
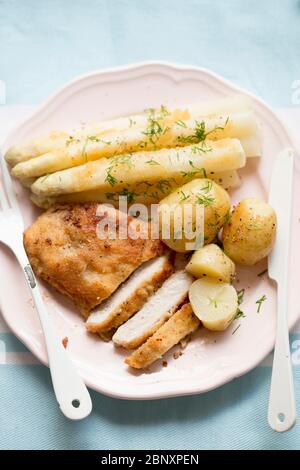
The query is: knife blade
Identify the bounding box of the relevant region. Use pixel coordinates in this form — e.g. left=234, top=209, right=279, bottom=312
left=268, top=148, right=296, bottom=432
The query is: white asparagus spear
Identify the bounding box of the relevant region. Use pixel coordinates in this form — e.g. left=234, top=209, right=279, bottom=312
left=12, top=111, right=258, bottom=179
left=5, top=94, right=251, bottom=166
left=30, top=169, right=241, bottom=209
left=31, top=138, right=246, bottom=197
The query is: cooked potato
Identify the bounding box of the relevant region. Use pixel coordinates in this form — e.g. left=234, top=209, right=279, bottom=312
left=222, top=198, right=276, bottom=265
left=158, top=179, right=231, bottom=252
left=186, top=244, right=235, bottom=282
left=189, top=278, right=238, bottom=331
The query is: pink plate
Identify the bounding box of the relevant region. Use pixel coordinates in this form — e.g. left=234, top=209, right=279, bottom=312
left=1, top=62, right=299, bottom=399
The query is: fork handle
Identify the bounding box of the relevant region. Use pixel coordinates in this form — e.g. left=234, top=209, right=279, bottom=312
left=19, top=252, right=92, bottom=420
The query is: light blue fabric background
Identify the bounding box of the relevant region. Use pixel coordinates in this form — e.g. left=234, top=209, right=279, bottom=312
left=1, top=0, right=300, bottom=450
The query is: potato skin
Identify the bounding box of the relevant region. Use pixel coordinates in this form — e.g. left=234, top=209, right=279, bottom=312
left=222, top=198, right=276, bottom=266
left=158, top=178, right=230, bottom=252
left=186, top=243, right=235, bottom=282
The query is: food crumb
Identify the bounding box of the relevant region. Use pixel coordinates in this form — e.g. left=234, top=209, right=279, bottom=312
left=62, top=337, right=69, bottom=349
left=162, top=360, right=168, bottom=367
left=180, top=334, right=192, bottom=350
left=173, top=351, right=183, bottom=360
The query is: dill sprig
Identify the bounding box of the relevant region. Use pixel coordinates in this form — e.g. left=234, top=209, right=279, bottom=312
left=142, top=106, right=170, bottom=147
left=177, top=116, right=229, bottom=145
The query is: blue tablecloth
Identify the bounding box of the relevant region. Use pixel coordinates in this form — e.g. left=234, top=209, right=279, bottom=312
left=1, top=0, right=300, bottom=450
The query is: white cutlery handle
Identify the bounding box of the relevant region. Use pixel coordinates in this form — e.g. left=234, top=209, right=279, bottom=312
left=22, top=261, right=92, bottom=420
left=268, top=283, right=296, bottom=432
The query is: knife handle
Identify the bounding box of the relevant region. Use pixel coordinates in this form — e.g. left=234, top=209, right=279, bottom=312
left=268, top=282, right=296, bottom=432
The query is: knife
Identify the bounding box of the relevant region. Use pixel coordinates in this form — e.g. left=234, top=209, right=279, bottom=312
left=268, top=148, right=296, bottom=432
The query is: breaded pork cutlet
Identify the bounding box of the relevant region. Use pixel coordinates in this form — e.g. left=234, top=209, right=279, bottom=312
left=23, top=203, right=165, bottom=316
left=112, top=270, right=194, bottom=349
left=86, top=254, right=174, bottom=333
left=125, top=303, right=200, bottom=369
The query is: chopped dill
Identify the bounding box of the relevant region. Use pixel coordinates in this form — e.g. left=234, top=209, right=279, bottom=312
left=191, top=144, right=212, bottom=154
left=87, top=135, right=111, bottom=145
left=129, top=118, right=136, bottom=128
left=104, top=154, right=133, bottom=187
left=209, top=298, right=219, bottom=308
left=237, top=288, right=245, bottom=305
left=179, top=190, right=190, bottom=201
left=224, top=210, right=232, bottom=225
left=105, top=169, right=118, bottom=187
left=118, top=188, right=137, bottom=203
left=195, top=194, right=215, bottom=206
left=159, top=105, right=170, bottom=118
left=156, top=179, right=173, bottom=194
left=180, top=161, right=207, bottom=180
left=256, top=294, right=267, bottom=313
left=66, top=135, right=74, bottom=146
left=40, top=173, right=50, bottom=183
left=105, top=192, right=118, bottom=201
left=146, top=159, right=160, bottom=165
left=232, top=324, right=241, bottom=335
left=235, top=308, right=246, bottom=319
left=81, top=137, right=89, bottom=162
left=201, top=180, right=213, bottom=193
left=257, top=269, right=268, bottom=277
left=112, top=154, right=133, bottom=167
left=175, top=120, right=188, bottom=128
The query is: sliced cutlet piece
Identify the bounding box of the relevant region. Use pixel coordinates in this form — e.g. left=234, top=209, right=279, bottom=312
left=113, top=270, right=194, bottom=349
left=86, top=255, right=173, bottom=333
left=125, top=303, right=200, bottom=369
left=23, top=203, right=165, bottom=316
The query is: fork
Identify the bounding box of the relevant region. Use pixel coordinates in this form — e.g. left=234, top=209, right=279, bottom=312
left=0, top=154, right=92, bottom=420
